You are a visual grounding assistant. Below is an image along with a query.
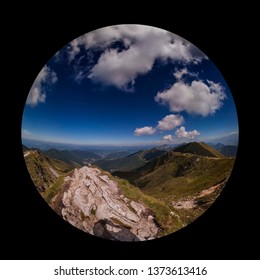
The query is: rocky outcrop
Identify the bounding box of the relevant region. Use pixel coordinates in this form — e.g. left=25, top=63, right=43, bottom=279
left=61, top=166, right=158, bottom=241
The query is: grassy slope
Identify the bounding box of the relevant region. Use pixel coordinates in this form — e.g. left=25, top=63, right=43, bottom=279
left=95, top=151, right=146, bottom=171
left=43, top=174, right=66, bottom=204
left=136, top=153, right=234, bottom=201
left=200, top=142, right=224, bottom=158
left=114, top=150, right=234, bottom=201
left=24, top=150, right=74, bottom=193
left=113, top=150, right=234, bottom=230
left=174, top=142, right=224, bottom=158
left=95, top=148, right=166, bottom=172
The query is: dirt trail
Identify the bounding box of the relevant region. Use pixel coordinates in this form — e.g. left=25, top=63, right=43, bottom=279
left=172, top=183, right=223, bottom=210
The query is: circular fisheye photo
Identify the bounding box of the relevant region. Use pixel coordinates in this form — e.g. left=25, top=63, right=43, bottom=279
left=22, top=25, right=238, bottom=241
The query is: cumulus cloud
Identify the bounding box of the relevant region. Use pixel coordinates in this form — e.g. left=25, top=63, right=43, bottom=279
left=161, top=134, right=174, bottom=142
left=134, top=114, right=183, bottom=137
left=68, top=25, right=206, bottom=90
left=155, top=80, right=226, bottom=116
left=157, top=114, right=184, bottom=130
left=176, top=126, right=200, bottom=140
left=88, top=46, right=154, bottom=91
left=134, top=126, right=156, bottom=136
left=26, top=66, right=58, bottom=106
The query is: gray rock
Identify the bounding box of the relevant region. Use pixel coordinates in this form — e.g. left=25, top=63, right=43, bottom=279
left=61, top=166, right=158, bottom=241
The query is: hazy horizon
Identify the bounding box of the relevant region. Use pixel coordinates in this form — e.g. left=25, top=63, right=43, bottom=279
left=22, top=131, right=238, bottom=151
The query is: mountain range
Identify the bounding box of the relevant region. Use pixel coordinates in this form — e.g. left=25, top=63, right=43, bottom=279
left=42, top=149, right=102, bottom=166
left=209, top=132, right=239, bottom=146
left=23, top=141, right=236, bottom=241
left=95, top=148, right=166, bottom=172
left=209, top=143, right=238, bottom=157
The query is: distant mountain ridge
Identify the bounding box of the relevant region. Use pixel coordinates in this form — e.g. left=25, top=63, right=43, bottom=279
left=219, top=145, right=238, bottom=157
left=208, top=143, right=238, bottom=157
left=95, top=148, right=166, bottom=172
left=209, top=132, right=239, bottom=146
left=42, top=149, right=102, bottom=166
left=173, top=142, right=224, bottom=158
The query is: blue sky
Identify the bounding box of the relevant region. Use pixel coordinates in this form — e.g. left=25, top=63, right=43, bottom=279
left=22, top=25, right=238, bottom=146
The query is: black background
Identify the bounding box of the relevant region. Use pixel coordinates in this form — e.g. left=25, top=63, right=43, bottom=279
left=2, top=9, right=258, bottom=260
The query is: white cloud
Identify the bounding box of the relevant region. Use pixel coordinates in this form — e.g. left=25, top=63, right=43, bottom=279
left=134, top=126, right=156, bottom=136
left=134, top=114, right=183, bottom=137
left=68, top=25, right=206, bottom=90
left=157, top=114, right=184, bottom=130
left=173, top=67, right=197, bottom=80
left=88, top=46, right=153, bottom=91
left=162, top=135, right=174, bottom=142
left=174, top=68, right=188, bottom=80
left=176, top=126, right=200, bottom=140
left=50, top=70, right=58, bottom=83
left=155, top=80, right=226, bottom=116
left=69, top=39, right=81, bottom=62
left=26, top=66, right=58, bottom=106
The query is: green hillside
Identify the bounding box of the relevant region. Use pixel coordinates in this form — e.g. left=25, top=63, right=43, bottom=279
left=95, top=148, right=166, bottom=172
left=42, top=149, right=100, bottom=166
left=113, top=148, right=234, bottom=227
left=174, top=142, right=224, bottom=158
left=104, top=151, right=132, bottom=160
left=114, top=149, right=234, bottom=202
left=138, top=154, right=233, bottom=200
left=24, top=149, right=73, bottom=193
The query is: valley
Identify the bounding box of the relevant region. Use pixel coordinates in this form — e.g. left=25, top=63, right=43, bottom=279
left=23, top=141, right=236, bottom=241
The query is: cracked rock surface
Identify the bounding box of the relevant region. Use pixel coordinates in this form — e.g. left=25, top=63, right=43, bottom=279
left=61, top=166, right=158, bottom=241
